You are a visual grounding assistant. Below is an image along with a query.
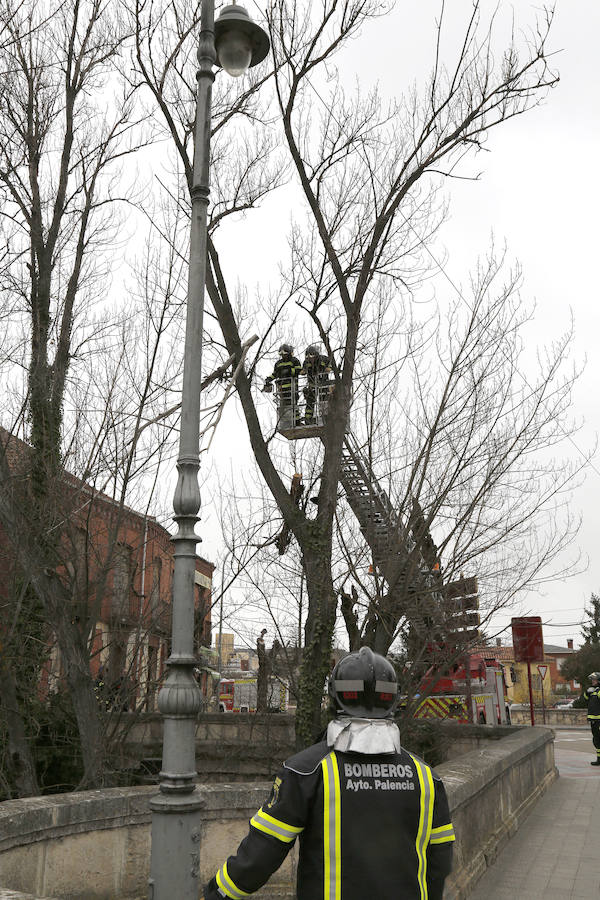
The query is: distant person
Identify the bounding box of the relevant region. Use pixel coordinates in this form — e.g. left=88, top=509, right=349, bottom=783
left=202, top=646, right=455, bottom=900
left=263, top=343, right=302, bottom=428
left=584, top=672, right=600, bottom=766
left=301, top=344, right=332, bottom=424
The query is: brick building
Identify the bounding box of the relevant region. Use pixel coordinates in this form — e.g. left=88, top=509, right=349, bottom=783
left=0, top=426, right=214, bottom=710
left=543, top=641, right=578, bottom=696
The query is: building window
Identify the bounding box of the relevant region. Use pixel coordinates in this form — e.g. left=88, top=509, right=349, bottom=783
left=73, top=527, right=88, bottom=597
left=146, top=643, right=158, bottom=711
left=113, top=543, right=131, bottom=622
left=150, top=556, right=162, bottom=619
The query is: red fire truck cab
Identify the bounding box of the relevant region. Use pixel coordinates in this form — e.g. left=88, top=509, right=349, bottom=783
left=415, top=654, right=508, bottom=724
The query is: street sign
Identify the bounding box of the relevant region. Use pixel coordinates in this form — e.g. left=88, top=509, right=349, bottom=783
left=538, top=664, right=548, bottom=726
left=511, top=617, right=544, bottom=662
left=512, top=616, right=544, bottom=727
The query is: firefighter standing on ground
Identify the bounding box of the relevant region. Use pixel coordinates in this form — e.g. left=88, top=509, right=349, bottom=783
left=202, top=646, right=455, bottom=900
left=263, top=343, right=302, bottom=428
left=301, top=344, right=332, bottom=425
left=585, top=672, right=600, bottom=766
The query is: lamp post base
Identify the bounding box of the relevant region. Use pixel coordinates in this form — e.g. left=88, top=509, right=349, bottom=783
left=149, top=790, right=206, bottom=900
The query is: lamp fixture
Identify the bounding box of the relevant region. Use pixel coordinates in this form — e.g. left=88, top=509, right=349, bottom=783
left=214, top=3, right=270, bottom=76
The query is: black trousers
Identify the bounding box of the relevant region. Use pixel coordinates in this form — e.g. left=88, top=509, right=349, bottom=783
left=590, top=719, right=600, bottom=752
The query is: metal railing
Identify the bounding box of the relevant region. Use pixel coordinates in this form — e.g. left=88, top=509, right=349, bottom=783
left=267, top=376, right=332, bottom=431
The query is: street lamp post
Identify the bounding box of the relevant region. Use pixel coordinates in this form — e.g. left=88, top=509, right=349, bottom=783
left=148, top=5, right=269, bottom=898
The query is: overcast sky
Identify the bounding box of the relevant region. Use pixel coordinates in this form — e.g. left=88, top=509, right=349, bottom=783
left=424, top=0, right=600, bottom=649
left=195, top=1, right=600, bottom=651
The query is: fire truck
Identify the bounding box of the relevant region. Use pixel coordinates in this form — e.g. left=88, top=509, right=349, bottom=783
left=411, top=654, right=508, bottom=724
left=218, top=677, right=288, bottom=713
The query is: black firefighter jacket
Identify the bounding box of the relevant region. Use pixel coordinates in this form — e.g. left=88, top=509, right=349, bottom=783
left=204, top=740, right=455, bottom=900
left=584, top=684, right=600, bottom=720
left=265, top=355, right=302, bottom=393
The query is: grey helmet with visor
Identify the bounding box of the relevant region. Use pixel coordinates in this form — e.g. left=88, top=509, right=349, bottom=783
left=328, top=646, right=398, bottom=719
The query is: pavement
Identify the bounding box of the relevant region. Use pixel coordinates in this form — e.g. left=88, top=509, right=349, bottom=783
left=468, top=727, right=600, bottom=899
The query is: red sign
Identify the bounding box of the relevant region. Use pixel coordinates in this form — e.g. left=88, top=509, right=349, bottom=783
left=511, top=617, right=544, bottom=662
left=537, top=665, right=548, bottom=680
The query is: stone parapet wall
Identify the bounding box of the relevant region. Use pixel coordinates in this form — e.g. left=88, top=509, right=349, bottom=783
left=119, top=715, right=500, bottom=781
left=120, top=712, right=296, bottom=746
left=442, top=725, right=556, bottom=898
left=116, top=712, right=297, bottom=781
left=0, top=726, right=555, bottom=900
left=509, top=705, right=588, bottom=726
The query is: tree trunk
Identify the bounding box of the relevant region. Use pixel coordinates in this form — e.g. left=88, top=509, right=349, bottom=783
left=0, top=663, right=40, bottom=797
left=54, top=609, right=106, bottom=787
left=294, top=551, right=337, bottom=750
left=256, top=636, right=270, bottom=713
left=340, top=589, right=361, bottom=651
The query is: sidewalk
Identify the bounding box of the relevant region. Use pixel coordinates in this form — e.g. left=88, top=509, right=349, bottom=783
left=468, top=729, right=600, bottom=899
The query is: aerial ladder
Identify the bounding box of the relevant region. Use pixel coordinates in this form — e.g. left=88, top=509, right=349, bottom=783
left=268, top=381, right=441, bottom=628
left=339, top=432, right=444, bottom=644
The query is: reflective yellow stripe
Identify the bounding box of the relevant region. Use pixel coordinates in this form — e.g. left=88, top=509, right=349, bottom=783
left=322, top=751, right=341, bottom=900
left=410, top=755, right=435, bottom=900
left=215, top=862, right=250, bottom=899
left=334, top=756, right=341, bottom=899
left=430, top=823, right=456, bottom=844
left=250, top=808, right=303, bottom=843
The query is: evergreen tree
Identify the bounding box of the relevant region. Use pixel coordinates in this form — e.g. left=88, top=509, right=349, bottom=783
left=582, top=594, right=600, bottom=645
left=561, top=643, right=600, bottom=706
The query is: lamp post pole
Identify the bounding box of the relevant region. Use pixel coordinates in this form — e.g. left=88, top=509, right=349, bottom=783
left=148, top=5, right=269, bottom=898
left=148, top=2, right=215, bottom=897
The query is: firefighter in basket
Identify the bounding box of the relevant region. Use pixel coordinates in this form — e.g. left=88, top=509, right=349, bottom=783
left=263, top=343, right=302, bottom=428
left=202, top=646, right=455, bottom=900
left=301, top=343, right=332, bottom=425
left=585, top=672, right=600, bottom=766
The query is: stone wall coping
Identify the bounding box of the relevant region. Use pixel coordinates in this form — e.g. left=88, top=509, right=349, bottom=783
left=122, top=711, right=295, bottom=724
left=0, top=892, right=43, bottom=899
left=0, top=786, right=155, bottom=853
left=0, top=783, right=276, bottom=854
left=436, top=725, right=554, bottom=810
left=124, top=740, right=292, bottom=756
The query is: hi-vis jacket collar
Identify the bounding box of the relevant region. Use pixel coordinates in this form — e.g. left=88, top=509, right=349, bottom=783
left=327, top=717, right=401, bottom=754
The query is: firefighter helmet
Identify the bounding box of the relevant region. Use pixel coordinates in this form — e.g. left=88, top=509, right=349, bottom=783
left=279, top=343, right=293, bottom=354
left=305, top=344, right=320, bottom=356
left=329, top=646, right=398, bottom=719
left=589, top=672, right=600, bottom=682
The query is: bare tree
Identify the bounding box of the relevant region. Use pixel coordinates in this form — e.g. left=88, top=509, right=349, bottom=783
left=135, top=0, right=567, bottom=746
left=334, top=254, right=583, bottom=655
left=214, top=254, right=584, bottom=705
left=0, top=0, right=168, bottom=787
